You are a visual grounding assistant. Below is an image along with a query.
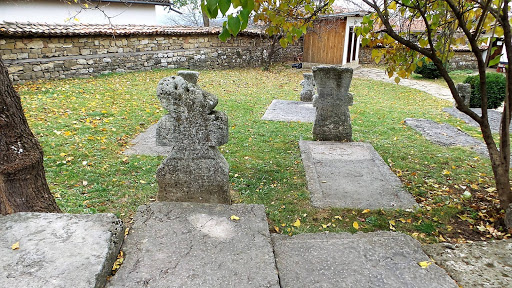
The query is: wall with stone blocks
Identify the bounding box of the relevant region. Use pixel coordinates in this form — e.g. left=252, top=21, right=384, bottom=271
left=359, top=47, right=478, bottom=71
left=0, top=35, right=301, bottom=83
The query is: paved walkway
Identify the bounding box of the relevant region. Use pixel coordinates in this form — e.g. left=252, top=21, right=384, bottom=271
left=353, top=68, right=454, bottom=102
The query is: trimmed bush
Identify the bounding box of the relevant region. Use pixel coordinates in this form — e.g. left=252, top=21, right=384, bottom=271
left=414, top=58, right=442, bottom=79
left=463, top=73, right=506, bottom=109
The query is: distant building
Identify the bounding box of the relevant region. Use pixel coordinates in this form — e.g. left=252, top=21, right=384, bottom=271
left=0, top=0, right=176, bottom=25
left=303, top=8, right=369, bottom=66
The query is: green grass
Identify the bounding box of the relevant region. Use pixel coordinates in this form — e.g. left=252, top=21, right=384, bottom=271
left=16, top=65, right=508, bottom=243
left=411, top=69, right=476, bottom=86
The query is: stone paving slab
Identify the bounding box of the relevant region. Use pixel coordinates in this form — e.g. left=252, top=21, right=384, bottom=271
left=123, top=123, right=173, bottom=156
left=261, top=99, right=316, bottom=122
left=404, top=118, right=489, bottom=157
left=443, top=107, right=508, bottom=133
left=300, top=140, right=417, bottom=209
left=272, top=231, right=458, bottom=288
left=107, top=202, right=279, bottom=288
left=423, top=240, right=512, bottom=288
left=0, top=212, right=124, bottom=288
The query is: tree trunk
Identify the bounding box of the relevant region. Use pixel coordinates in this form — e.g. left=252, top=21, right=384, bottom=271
left=0, top=59, right=60, bottom=214
left=202, top=10, right=209, bottom=27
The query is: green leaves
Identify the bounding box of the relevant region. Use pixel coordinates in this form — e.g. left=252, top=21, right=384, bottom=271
left=218, top=0, right=231, bottom=15
left=203, top=0, right=219, bottom=18
left=227, top=15, right=241, bottom=37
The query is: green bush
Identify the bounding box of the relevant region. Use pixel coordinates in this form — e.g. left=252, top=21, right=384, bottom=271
left=414, top=58, right=442, bottom=79
left=463, top=73, right=506, bottom=109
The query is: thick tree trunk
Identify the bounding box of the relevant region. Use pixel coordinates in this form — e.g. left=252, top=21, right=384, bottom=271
left=0, top=58, right=60, bottom=214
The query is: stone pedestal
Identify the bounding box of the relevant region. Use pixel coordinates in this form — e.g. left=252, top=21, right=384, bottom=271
left=155, top=72, right=230, bottom=204
left=456, top=83, right=471, bottom=108
left=312, top=65, right=354, bottom=142
left=300, top=72, right=316, bottom=102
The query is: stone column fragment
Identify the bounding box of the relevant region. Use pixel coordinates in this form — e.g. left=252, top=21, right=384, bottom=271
left=456, top=83, right=471, bottom=108
left=155, top=72, right=230, bottom=204
left=312, top=65, right=354, bottom=142
left=300, top=73, right=316, bottom=102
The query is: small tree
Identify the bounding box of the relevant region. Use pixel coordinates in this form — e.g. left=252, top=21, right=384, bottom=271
left=357, top=0, right=512, bottom=227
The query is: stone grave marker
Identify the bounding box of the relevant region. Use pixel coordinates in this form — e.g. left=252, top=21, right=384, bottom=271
left=155, top=72, right=230, bottom=204
left=456, top=83, right=471, bottom=108
left=300, top=72, right=316, bottom=102
left=312, top=65, right=354, bottom=141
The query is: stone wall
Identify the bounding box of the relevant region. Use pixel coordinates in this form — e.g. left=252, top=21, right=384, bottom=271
left=359, top=46, right=478, bottom=70
left=1, top=34, right=301, bottom=83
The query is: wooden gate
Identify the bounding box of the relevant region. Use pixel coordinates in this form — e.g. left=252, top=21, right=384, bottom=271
left=303, top=18, right=347, bottom=64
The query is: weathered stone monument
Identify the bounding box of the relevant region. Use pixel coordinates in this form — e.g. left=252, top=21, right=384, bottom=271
left=300, top=72, right=316, bottom=102
left=312, top=65, right=354, bottom=141
left=155, top=71, right=230, bottom=204
left=455, top=83, right=471, bottom=108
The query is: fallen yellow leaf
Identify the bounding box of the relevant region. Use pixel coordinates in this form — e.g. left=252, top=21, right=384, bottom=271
left=362, top=209, right=371, bottom=214
left=418, top=260, right=434, bottom=268
left=389, top=220, right=396, bottom=231
left=353, top=221, right=359, bottom=230
left=442, top=170, right=451, bottom=175
left=292, top=219, right=301, bottom=227
left=230, top=215, right=240, bottom=221
left=11, top=241, right=20, bottom=250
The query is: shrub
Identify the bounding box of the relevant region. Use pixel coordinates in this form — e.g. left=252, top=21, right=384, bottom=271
left=414, top=58, right=442, bottom=79
left=463, top=73, right=506, bottom=109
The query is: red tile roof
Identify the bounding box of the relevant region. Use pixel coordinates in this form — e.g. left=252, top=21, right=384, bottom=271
left=94, top=0, right=173, bottom=6
left=0, top=22, right=263, bottom=37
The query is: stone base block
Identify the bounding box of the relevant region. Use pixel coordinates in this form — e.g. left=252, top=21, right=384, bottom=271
left=0, top=212, right=124, bottom=288
left=156, top=149, right=230, bottom=204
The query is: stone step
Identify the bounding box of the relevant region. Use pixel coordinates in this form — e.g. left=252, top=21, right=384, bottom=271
left=272, top=231, right=458, bottom=288
left=300, top=140, right=417, bottom=209
left=107, top=202, right=280, bottom=288
left=0, top=212, right=124, bottom=288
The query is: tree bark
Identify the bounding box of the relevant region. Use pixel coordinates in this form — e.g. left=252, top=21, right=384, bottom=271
left=202, top=10, right=209, bottom=27
left=0, top=58, right=60, bottom=214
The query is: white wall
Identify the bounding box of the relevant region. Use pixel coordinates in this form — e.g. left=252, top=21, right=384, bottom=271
left=0, top=0, right=157, bottom=25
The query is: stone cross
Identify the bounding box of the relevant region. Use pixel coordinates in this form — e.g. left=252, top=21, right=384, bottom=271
left=155, top=71, right=230, bottom=204
left=300, top=73, right=316, bottom=102
left=312, top=65, right=354, bottom=142
left=456, top=83, right=471, bottom=108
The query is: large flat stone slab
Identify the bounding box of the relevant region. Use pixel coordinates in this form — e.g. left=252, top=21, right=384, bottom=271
left=0, top=212, right=124, bottom=288
left=443, top=107, right=508, bottom=133
left=261, top=99, right=315, bottom=122
left=300, top=140, right=416, bottom=209
left=272, top=232, right=458, bottom=288
left=423, top=240, right=512, bottom=288
left=404, top=118, right=489, bottom=157
left=123, top=124, right=173, bottom=156
left=107, top=202, right=279, bottom=288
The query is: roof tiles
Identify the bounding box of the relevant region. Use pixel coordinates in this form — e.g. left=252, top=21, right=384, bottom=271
left=0, top=22, right=263, bottom=37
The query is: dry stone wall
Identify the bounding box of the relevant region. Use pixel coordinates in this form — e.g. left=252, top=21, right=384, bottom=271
left=1, top=34, right=300, bottom=83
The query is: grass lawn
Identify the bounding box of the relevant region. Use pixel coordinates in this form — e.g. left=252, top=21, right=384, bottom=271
left=16, top=65, right=509, bottom=243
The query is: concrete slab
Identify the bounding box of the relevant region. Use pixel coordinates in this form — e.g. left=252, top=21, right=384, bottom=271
left=423, top=240, right=512, bottom=288
left=0, top=212, right=124, bottom=288
left=107, top=202, right=279, bottom=288
left=299, top=140, right=416, bottom=209
left=443, top=107, right=508, bottom=133
left=272, top=232, right=458, bottom=288
left=404, top=118, right=489, bottom=157
left=123, top=124, right=173, bottom=156
left=261, top=99, right=316, bottom=122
